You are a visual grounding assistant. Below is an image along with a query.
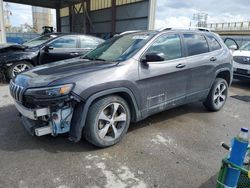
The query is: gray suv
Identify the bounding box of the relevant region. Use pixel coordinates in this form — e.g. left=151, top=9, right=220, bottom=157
left=9, top=29, right=233, bottom=147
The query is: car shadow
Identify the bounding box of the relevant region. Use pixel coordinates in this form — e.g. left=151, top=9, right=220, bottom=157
left=198, top=174, right=217, bottom=188
left=0, top=102, right=208, bottom=153
left=129, top=102, right=208, bottom=132
left=231, top=79, right=250, bottom=90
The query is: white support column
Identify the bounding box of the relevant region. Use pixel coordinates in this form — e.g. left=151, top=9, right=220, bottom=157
left=0, top=0, right=6, bottom=43
left=148, top=0, right=156, bottom=30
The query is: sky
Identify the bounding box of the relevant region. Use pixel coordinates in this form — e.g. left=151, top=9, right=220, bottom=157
left=155, top=0, right=250, bottom=29
left=4, top=2, right=56, bottom=28
left=3, top=0, right=250, bottom=29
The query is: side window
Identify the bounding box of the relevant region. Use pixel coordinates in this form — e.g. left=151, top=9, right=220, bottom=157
left=50, top=36, right=77, bottom=48
left=183, top=34, right=209, bottom=56
left=207, top=35, right=221, bottom=51
left=146, top=34, right=182, bottom=61
left=80, top=36, right=100, bottom=49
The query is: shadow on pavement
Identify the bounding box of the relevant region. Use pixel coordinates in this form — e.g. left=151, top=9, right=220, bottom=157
left=199, top=174, right=217, bottom=188
left=232, top=80, right=250, bottom=90
left=0, top=104, right=96, bottom=153
left=129, top=102, right=208, bottom=132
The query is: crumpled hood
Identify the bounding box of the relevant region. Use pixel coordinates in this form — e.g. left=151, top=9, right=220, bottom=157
left=14, top=57, right=118, bottom=88
left=0, top=43, right=28, bottom=52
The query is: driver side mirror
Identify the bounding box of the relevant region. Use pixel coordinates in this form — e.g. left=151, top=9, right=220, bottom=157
left=44, top=45, right=54, bottom=52
left=229, top=44, right=238, bottom=51
left=142, top=52, right=165, bottom=64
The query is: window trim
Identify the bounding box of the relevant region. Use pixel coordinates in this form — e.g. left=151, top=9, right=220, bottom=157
left=139, top=33, right=185, bottom=63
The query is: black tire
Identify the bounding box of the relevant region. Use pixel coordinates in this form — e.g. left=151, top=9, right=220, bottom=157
left=203, top=78, right=228, bottom=112
left=84, top=95, right=131, bottom=148
left=6, top=61, right=33, bottom=79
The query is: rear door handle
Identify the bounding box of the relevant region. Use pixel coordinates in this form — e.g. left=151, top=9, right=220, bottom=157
left=210, top=57, right=217, bottom=61
left=176, top=64, right=186, bottom=68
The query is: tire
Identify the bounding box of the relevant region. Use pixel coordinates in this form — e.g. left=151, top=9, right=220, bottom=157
left=6, top=61, right=33, bottom=79
left=84, top=95, right=131, bottom=148
left=203, top=78, right=229, bottom=112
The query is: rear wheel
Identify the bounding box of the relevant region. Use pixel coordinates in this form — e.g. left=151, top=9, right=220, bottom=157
left=203, top=78, right=228, bottom=111
left=6, top=61, right=33, bottom=79
left=84, top=95, right=131, bottom=147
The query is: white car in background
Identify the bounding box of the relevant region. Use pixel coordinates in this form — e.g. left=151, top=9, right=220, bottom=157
left=233, top=42, right=250, bottom=81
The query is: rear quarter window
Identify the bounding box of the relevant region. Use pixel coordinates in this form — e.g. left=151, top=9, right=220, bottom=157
left=183, top=34, right=209, bottom=56
left=207, top=35, right=221, bottom=51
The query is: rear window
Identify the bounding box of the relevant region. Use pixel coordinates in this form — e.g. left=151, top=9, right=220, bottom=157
left=207, top=35, right=221, bottom=51
left=184, top=34, right=209, bottom=56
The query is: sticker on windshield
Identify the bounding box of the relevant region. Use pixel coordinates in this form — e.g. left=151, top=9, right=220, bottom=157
left=132, top=35, right=149, bottom=40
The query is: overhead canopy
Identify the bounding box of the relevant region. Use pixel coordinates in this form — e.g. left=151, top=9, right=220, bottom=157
left=4, top=0, right=83, bottom=8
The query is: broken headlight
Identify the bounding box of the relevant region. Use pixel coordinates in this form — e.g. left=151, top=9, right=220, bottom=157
left=25, top=84, right=74, bottom=99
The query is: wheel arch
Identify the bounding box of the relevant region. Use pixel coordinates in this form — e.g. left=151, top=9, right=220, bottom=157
left=215, top=69, right=232, bottom=86
left=69, top=87, right=141, bottom=142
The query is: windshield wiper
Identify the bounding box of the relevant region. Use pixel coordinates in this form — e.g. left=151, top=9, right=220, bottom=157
left=81, top=57, right=106, bottom=61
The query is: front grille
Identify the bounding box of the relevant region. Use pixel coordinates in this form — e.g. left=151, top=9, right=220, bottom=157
left=234, top=56, right=250, bottom=65
left=9, top=80, right=25, bottom=102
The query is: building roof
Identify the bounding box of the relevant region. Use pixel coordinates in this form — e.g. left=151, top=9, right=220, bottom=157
left=4, top=0, right=82, bottom=8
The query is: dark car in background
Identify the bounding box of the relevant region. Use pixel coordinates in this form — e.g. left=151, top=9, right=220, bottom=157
left=0, top=33, right=104, bottom=79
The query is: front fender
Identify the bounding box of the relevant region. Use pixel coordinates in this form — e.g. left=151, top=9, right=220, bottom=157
left=69, top=87, right=141, bottom=142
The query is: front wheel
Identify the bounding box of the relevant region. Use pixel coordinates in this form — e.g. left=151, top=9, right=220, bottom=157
left=6, top=61, right=33, bottom=79
left=84, top=95, right=131, bottom=148
left=203, top=78, right=229, bottom=112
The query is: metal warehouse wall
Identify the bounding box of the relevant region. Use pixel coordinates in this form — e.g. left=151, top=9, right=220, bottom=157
left=59, top=0, right=152, bottom=36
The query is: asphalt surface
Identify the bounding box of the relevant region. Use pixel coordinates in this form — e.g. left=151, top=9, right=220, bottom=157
left=0, top=80, right=249, bottom=188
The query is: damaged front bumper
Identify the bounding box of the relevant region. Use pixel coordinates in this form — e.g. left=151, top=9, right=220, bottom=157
left=15, top=100, right=74, bottom=137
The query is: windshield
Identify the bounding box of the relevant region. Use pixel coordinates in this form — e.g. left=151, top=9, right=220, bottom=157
left=240, top=42, right=250, bottom=51
left=84, top=32, right=155, bottom=61
left=23, top=34, right=57, bottom=47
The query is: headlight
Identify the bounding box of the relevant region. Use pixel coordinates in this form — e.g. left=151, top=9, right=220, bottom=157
left=25, top=84, right=74, bottom=99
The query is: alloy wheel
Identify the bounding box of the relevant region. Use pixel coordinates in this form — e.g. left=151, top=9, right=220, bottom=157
left=97, top=102, right=127, bottom=142
left=12, top=63, right=30, bottom=77
left=213, top=83, right=227, bottom=108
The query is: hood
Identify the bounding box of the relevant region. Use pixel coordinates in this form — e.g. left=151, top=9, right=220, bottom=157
left=233, top=50, right=250, bottom=57
left=14, top=57, right=118, bottom=88
left=0, top=43, right=28, bottom=53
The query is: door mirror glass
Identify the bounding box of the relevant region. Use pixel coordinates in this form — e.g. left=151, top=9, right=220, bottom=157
left=143, top=52, right=165, bottom=62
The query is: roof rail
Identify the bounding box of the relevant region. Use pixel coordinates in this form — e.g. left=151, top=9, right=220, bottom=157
left=158, top=27, right=211, bottom=32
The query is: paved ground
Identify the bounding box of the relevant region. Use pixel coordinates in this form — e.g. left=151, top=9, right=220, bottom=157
left=0, top=81, right=249, bottom=188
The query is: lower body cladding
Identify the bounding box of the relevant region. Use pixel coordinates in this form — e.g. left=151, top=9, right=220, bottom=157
left=15, top=101, right=74, bottom=137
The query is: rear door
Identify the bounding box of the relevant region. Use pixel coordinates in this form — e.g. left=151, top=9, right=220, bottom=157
left=138, top=33, right=188, bottom=115
left=183, top=33, right=221, bottom=101
left=39, top=35, right=79, bottom=64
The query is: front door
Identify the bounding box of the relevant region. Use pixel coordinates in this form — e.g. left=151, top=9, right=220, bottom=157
left=39, top=35, right=79, bottom=64
left=138, top=33, right=188, bottom=116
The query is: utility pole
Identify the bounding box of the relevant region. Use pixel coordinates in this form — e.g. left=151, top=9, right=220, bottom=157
left=0, top=0, right=6, bottom=43
left=148, top=0, right=156, bottom=30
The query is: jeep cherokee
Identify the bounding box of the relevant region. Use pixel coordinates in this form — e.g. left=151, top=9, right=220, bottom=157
left=9, top=29, right=233, bottom=147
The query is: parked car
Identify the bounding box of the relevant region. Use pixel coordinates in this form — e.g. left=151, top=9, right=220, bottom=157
left=9, top=29, right=233, bottom=148
left=232, top=42, right=250, bottom=81
left=0, top=33, right=104, bottom=79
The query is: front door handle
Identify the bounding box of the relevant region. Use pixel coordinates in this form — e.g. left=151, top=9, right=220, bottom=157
left=210, top=57, right=217, bottom=61
left=70, top=52, right=79, bottom=56
left=176, top=63, right=186, bottom=68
